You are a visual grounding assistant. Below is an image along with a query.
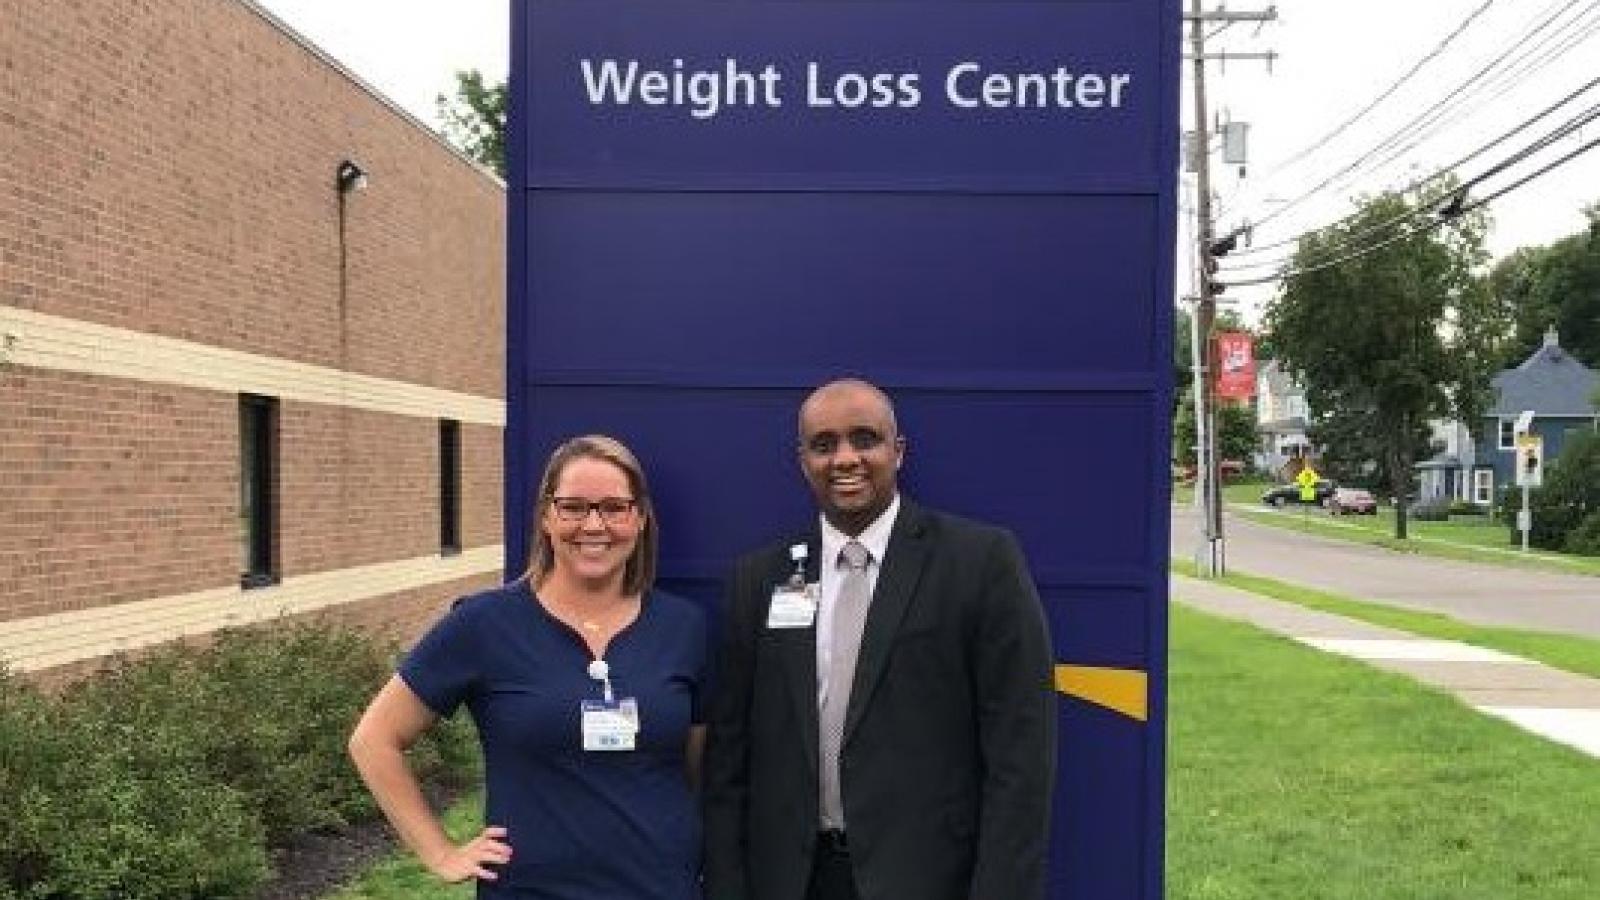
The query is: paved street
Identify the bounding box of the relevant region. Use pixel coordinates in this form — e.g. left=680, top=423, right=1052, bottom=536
left=1170, top=504, right=1600, bottom=638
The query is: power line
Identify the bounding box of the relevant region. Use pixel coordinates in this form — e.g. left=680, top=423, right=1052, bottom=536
left=1343, top=0, right=1600, bottom=202
left=1227, top=0, right=1598, bottom=232
left=1223, top=72, right=1600, bottom=261
left=1224, top=0, right=1589, bottom=224
left=1216, top=129, right=1600, bottom=288
left=1220, top=89, right=1600, bottom=273
left=1248, top=0, right=1498, bottom=185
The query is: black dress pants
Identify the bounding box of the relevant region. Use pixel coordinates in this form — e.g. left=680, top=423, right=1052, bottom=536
left=806, top=830, right=860, bottom=900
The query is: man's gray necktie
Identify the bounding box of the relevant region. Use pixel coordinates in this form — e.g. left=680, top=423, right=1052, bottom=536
left=820, top=540, right=872, bottom=830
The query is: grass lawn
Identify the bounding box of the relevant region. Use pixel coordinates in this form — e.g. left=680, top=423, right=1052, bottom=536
left=1167, top=604, right=1600, bottom=899
left=1171, top=479, right=1273, bottom=506
left=323, top=792, right=482, bottom=900
left=1222, top=501, right=1600, bottom=577
left=328, top=600, right=1600, bottom=900
left=1170, top=559, right=1600, bottom=681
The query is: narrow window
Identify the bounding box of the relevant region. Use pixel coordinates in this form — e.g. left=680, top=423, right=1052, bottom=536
left=1498, top=418, right=1515, bottom=450
left=1473, top=469, right=1493, bottom=506
left=239, top=394, right=279, bottom=588
left=440, top=419, right=462, bottom=555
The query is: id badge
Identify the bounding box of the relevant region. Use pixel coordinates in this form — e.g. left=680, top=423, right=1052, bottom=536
left=581, top=697, right=639, bottom=751
left=766, top=583, right=819, bottom=629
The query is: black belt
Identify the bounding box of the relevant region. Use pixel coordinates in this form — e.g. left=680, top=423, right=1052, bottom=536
left=817, top=829, right=850, bottom=854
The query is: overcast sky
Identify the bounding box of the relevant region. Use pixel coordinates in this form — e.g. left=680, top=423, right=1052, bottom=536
left=250, top=0, right=509, bottom=128
left=253, top=0, right=1600, bottom=322
left=1191, top=0, right=1600, bottom=319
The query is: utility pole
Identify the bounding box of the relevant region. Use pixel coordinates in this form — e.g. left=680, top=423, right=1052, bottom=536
left=1183, top=1, right=1275, bottom=577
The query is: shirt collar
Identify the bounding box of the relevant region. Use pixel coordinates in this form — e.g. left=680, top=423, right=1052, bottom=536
left=819, top=493, right=900, bottom=571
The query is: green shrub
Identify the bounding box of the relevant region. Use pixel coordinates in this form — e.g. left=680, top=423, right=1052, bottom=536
left=63, top=620, right=418, bottom=843
left=1408, top=496, right=1451, bottom=521
left=0, top=669, right=59, bottom=893
left=1500, top=429, right=1600, bottom=549
left=1564, top=509, right=1600, bottom=556
left=3, top=618, right=480, bottom=899
left=198, top=623, right=394, bottom=838
left=6, top=663, right=268, bottom=900
left=17, top=742, right=269, bottom=900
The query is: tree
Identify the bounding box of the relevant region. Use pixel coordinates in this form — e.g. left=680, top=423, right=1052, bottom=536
left=1488, top=204, right=1600, bottom=370
left=436, top=70, right=506, bottom=178
left=1305, top=406, right=1433, bottom=495
left=1264, top=179, right=1494, bottom=539
left=1173, top=398, right=1258, bottom=470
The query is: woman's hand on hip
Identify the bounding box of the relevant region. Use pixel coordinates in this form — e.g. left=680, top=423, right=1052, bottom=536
left=427, top=825, right=513, bottom=883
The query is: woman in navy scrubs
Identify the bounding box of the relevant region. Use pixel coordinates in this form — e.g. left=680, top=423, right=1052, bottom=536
left=350, top=435, right=707, bottom=899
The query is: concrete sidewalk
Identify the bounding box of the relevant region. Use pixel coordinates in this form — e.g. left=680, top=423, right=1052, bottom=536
left=1172, top=574, right=1600, bottom=760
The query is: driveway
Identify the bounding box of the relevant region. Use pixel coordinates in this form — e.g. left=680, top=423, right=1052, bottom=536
left=1171, top=504, right=1600, bottom=638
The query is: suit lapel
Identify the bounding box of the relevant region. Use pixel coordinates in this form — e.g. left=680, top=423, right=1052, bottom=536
left=773, top=528, right=822, bottom=776
left=843, top=500, right=930, bottom=741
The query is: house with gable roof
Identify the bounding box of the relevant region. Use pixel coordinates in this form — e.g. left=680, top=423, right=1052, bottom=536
left=1417, top=327, right=1599, bottom=506
left=1255, top=358, right=1313, bottom=478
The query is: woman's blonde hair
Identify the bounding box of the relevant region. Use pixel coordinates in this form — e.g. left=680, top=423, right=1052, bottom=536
left=523, top=434, right=657, bottom=595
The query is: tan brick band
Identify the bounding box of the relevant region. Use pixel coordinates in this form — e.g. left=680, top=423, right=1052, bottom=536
left=0, top=305, right=505, bottom=426
left=0, top=545, right=505, bottom=673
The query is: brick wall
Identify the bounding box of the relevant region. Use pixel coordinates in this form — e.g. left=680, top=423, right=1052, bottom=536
left=0, top=0, right=504, bottom=396
left=463, top=423, right=505, bottom=549
left=0, top=369, right=239, bottom=623
left=277, top=406, right=505, bottom=576
left=0, top=0, right=506, bottom=671
left=309, top=572, right=506, bottom=648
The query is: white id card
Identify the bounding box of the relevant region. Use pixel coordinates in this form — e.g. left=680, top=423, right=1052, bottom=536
left=766, top=583, right=819, bottom=629
left=581, top=697, right=639, bottom=751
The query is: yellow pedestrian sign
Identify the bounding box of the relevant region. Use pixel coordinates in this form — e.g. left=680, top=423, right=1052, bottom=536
left=1296, top=465, right=1321, bottom=502
left=1516, top=433, right=1544, bottom=488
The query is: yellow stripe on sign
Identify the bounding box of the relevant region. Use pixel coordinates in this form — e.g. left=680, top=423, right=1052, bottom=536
left=1055, top=665, right=1148, bottom=722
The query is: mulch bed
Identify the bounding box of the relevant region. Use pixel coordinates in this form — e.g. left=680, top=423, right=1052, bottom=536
left=251, top=817, right=400, bottom=900
left=251, top=784, right=463, bottom=900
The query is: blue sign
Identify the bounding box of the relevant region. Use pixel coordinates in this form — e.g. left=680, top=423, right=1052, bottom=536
left=507, top=1, right=1179, bottom=896
left=521, top=0, right=1163, bottom=192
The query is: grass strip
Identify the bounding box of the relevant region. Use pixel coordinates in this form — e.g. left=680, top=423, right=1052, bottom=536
left=323, top=791, right=482, bottom=900
left=1171, top=559, right=1600, bottom=681
left=1167, top=604, right=1600, bottom=899
left=1223, top=504, right=1600, bottom=577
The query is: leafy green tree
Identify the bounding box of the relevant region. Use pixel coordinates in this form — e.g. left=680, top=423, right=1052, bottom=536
left=1173, top=398, right=1258, bottom=470
left=1264, top=179, right=1494, bottom=538
left=1306, top=406, right=1433, bottom=495
left=436, top=70, right=506, bottom=178
left=1489, top=205, right=1600, bottom=370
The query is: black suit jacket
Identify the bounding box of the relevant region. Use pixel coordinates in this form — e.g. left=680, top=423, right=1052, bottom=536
left=704, top=499, right=1056, bottom=900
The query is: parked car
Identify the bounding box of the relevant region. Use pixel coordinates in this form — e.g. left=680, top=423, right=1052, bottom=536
left=1324, top=487, right=1377, bottom=515
left=1177, top=459, right=1247, bottom=483
left=1261, top=479, right=1334, bottom=507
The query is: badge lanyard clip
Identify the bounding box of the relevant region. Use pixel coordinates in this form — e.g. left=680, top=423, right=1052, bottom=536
left=787, top=542, right=808, bottom=589
left=587, top=659, right=615, bottom=705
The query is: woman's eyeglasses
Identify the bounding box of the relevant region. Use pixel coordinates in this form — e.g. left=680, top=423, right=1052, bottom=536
left=548, top=497, right=637, bottom=524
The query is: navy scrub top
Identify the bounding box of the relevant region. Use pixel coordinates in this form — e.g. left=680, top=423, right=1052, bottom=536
left=400, top=580, right=708, bottom=900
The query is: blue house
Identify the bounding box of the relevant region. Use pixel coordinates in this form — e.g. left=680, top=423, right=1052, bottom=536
left=1418, top=327, right=1599, bottom=506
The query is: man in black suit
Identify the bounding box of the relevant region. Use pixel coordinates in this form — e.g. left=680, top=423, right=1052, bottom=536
left=705, top=379, right=1056, bottom=900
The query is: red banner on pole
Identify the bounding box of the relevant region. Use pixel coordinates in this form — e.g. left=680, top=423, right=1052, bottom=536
left=1213, top=331, right=1256, bottom=400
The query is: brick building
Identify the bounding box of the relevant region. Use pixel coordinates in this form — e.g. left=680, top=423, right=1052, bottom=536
left=0, top=0, right=506, bottom=679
